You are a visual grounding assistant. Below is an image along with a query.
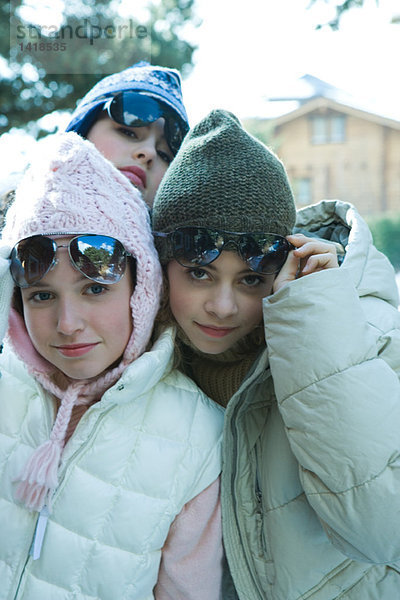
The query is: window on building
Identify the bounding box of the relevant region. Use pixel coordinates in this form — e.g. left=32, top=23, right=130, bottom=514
left=293, top=177, right=312, bottom=206
left=330, top=115, right=346, bottom=142
left=311, top=116, right=328, bottom=143
left=311, top=114, right=346, bottom=144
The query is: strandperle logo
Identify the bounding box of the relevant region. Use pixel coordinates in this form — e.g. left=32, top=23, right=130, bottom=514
left=16, top=19, right=148, bottom=46
left=9, top=7, right=151, bottom=75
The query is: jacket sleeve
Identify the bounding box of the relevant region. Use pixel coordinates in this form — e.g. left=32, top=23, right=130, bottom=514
left=154, top=478, right=223, bottom=600
left=263, top=266, right=400, bottom=564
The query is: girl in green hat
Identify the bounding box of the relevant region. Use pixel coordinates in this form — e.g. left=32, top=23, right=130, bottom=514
left=152, top=109, right=400, bottom=600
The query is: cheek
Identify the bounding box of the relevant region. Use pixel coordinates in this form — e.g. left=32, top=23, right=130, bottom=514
left=242, top=279, right=274, bottom=328
left=87, top=129, right=120, bottom=163
left=167, top=273, right=201, bottom=329
left=91, top=139, right=118, bottom=162
left=118, top=305, right=132, bottom=335
left=241, top=297, right=264, bottom=328
left=169, top=285, right=191, bottom=322
left=109, top=306, right=131, bottom=330
left=108, top=291, right=133, bottom=345
left=151, top=163, right=168, bottom=190
left=22, top=305, right=46, bottom=341
left=22, top=308, right=53, bottom=358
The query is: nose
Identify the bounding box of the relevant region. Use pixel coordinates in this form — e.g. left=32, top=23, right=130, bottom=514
left=131, top=133, right=157, bottom=165
left=204, top=284, right=239, bottom=320
left=56, top=297, right=85, bottom=336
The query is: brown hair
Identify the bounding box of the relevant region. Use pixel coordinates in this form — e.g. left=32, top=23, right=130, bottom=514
left=12, top=287, right=23, bottom=316
left=150, top=269, right=184, bottom=369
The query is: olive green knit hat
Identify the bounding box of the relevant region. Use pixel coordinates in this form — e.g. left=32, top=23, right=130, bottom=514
left=152, top=109, right=297, bottom=263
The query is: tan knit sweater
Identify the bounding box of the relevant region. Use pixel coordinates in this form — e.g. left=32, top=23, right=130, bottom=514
left=180, top=332, right=265, bottom=408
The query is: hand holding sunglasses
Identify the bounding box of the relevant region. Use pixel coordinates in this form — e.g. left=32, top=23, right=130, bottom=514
left=272, top=233, right=340, bottom=293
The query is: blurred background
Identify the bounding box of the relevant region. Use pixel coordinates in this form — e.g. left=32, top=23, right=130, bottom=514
left=1, top=0, right=399, bottom=287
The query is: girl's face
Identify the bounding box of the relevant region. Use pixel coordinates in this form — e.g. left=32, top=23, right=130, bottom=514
left=87, top=115, right=173, bottom=207
left=21, top=237, right=133, bottom=380
left=167, top=251, right=274, bottom=355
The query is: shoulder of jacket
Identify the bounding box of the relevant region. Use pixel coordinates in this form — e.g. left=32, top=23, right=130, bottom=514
left=0, top=342, right=34, bottom=383
left=163, top=368, right=224, bottom=415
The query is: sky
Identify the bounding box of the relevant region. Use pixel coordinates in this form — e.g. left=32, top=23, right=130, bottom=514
left=1, top=0, right=400, bottom=184
left=180, top=0, right=400, bottom=124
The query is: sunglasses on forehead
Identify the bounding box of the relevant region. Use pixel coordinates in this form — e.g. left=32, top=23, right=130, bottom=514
left=9, top=234, right=132, bottom=288
left=154, top=227, right=294, bottom=274
left=100, top=91, right=189, bottom=155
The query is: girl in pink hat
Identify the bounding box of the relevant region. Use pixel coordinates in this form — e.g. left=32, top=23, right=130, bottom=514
left=0, top=132, right=223, bottom=599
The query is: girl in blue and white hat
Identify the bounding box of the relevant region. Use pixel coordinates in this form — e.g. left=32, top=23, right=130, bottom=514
left=66, top=61, right=189, bottom=207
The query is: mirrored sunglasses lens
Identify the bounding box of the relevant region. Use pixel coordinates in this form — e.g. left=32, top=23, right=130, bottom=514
left=69, top=235, right=126, bottom=283
left=109, top=92, right=162, bottom=127
left=109, top=92, right=186, bottom=155
left=244, top=235, right=290, bottom=274
left=173, top=228, right=219, bottom=266
left=239, top=235, right=262, bottom=260
left=11, top=236, right=55, bottom=287
left=164, top=118, right=186, bottom=155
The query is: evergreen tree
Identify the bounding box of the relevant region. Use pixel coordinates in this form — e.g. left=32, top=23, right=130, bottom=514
left=1, top=0, right=199, bottom=136
left=310, top=0, right=379, bottom=30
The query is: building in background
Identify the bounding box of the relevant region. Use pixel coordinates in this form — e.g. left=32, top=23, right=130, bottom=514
left=248, top=75, right=400, bottom=215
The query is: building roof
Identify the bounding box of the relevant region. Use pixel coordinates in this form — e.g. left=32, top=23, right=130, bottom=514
left=271, top=95, right=400, bottom=130
left=265, top=74, right=400, bottom=126
left=268, top=74, right=353, bottom=104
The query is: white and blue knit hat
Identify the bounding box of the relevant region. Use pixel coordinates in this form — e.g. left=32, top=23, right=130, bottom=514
left=66, top=61, right=189, bottom=141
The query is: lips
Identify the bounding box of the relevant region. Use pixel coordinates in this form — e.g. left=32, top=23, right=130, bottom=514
left=118, top=166, right=146, bottom=190
left=55, top=343, right=99, bottom=358
left=195, top=323, right=237, bottom=338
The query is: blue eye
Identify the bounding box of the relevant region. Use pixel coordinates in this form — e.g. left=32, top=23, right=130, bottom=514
left=35, top=291, right=52, bottom=302
left=87, top=283, right=107, bottom=295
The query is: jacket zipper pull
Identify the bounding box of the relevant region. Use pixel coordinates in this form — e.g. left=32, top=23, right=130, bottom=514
left=30, top=505, right=50, bottom=560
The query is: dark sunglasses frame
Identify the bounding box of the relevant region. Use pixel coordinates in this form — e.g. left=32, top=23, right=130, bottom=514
left=10, top=234, right=131, bottom=288
left=100, top=91, right=189, bottom=155
left=154, top=227, right=294, bottom=274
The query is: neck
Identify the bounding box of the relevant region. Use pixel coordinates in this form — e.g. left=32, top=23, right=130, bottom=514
left=178, top=326, right=265, bottom=407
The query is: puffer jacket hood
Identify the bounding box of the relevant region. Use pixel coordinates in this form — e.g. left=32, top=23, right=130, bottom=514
left=294, top=199, right=399, bottom=307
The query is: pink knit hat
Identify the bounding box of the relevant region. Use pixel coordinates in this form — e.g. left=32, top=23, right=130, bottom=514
left=2, top=132, right=162, bottom=511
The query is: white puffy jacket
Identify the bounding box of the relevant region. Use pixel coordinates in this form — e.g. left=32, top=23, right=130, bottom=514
left=0, top=328, right=224, bottom=600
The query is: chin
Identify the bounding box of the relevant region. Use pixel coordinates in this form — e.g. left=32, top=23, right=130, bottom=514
left=56, top=364, right=105, bottom=381
left=191, top=337, right=234, bottom=356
